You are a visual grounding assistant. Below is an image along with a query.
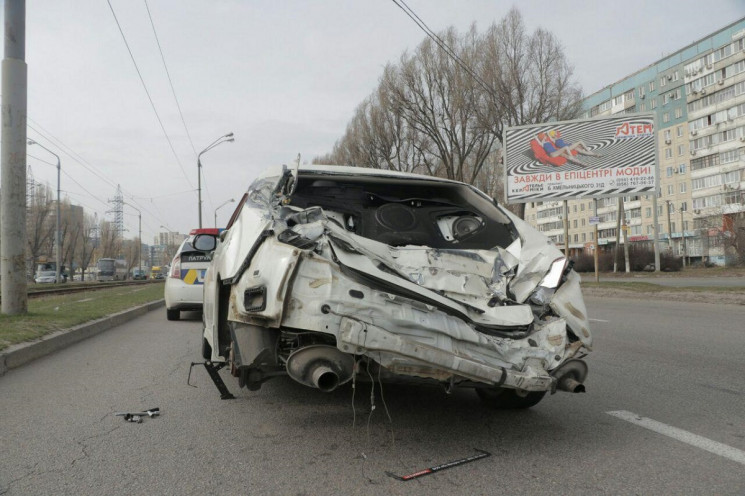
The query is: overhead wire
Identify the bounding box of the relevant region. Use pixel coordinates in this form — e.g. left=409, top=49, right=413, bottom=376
left=143, top=0, right=217, bottom=213
left=106, top=0, right=195, bottom=191
left=390, top=0, right=497, bottom=98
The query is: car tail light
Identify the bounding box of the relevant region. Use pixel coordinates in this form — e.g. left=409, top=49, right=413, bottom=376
left=169, top=257, right=181, bottom=278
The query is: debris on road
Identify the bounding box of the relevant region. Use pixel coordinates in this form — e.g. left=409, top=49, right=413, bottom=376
left=386, top=448, right=491, bottom=481
left=114, top=407, right=160, bottom=423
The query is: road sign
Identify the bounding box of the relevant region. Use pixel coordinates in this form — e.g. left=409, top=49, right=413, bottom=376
left=589, top=216, right=600, bottom=225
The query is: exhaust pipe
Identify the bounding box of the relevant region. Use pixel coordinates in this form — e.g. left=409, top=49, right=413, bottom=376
left=551, top=359, right=588, bottom=393
left=286, top=345, right=355, bottom=392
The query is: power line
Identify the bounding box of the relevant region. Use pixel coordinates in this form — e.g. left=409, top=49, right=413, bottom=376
left=143, top=0, right=198, bottom=158
left=390, top=0, right=496, bottom=98
left=106, top=0, right=194, bottom=191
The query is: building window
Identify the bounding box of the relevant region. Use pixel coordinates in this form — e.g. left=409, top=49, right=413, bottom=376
left=660, top=77, right=667, bottom=87
left=678, top=163, right=686, bottom=174
left=678, top=144, right=685, bottom=156
left=681, top=201, right=687, bottom=212
left=665, top=148, right=672, bottom=159
left=649, top=81, right=655, bottom=91
left=573, top=219, right=577, bottom=228
left=580, top=203, right=585, bottom=211
left=582, top=233, right=586, bottom=242
left=645, top=207, right=652, bottom=218
left=664, top=130, right=671, bottom=141
left=666, top=166, right=674, bottom=177
left=663, top=112, right=670, bottom=123
left=675, top=107, right=683, bottom=119
left=680, top=183, right=687, bottom=194
left=667, top=185, right=674, bottom=196
left=651, top=98, right=657, bottom=109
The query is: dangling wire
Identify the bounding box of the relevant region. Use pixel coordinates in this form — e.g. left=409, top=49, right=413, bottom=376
left=377, top=352, right=395, bottom=448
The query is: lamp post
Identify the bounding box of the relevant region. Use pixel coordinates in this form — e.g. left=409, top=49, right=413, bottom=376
left=28, top=139, right=62, bottom=284
left=124, top=202, right=141, bottom=276
left=214, top=198, right=235, bottom=228
left=197, top=133, right=234, bottom=228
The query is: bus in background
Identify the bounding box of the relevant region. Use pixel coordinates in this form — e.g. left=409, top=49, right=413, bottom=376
left=96, top=258, right=116, bottom=281
left=150, top=266, right=164, bottom=279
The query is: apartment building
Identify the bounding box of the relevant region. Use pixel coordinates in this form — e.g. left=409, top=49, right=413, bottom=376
left=524, top=18, right=745, bottom=265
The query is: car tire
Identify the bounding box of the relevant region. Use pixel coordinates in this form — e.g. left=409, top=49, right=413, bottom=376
left=475, top=387, right=546, bottom=409
left=166, top=308, right=180, bottom=321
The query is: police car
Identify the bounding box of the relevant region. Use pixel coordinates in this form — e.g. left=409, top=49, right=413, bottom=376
left=164, top=228, right=220, bottom=321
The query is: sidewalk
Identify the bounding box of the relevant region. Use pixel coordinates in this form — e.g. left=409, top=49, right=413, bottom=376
left=0, top=299, right=164, bottom=376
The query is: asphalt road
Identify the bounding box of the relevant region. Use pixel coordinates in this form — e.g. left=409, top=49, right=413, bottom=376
left=1, top=298, right=744, bottom=495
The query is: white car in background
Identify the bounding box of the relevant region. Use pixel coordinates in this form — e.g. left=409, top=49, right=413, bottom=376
left=164, top=228, right=221, bottom=321
left=198, top=165, right=592, bottom=409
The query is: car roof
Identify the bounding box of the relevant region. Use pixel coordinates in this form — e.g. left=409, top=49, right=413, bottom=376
left=256, top=164, right=464, bottom=185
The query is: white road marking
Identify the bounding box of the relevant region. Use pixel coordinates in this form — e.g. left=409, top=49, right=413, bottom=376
left=589, top=318, right=609, bottom=322
left=607, top=410, right=745, bottom=466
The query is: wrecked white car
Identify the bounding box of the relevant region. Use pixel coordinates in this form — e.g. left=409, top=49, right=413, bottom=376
left=197, top=165, right=591, bottom=408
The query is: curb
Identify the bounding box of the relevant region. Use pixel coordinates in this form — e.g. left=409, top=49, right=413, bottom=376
left=0, top=299, right=165, bottom=376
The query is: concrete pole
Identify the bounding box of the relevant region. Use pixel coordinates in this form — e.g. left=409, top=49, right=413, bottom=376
left=665, top=200, right=673, bottom=254
left=622, top=214, right=630, bottom=273
left=562, top=200, right=569, bottom=257
left=1, top=0, right=28, bottom=314
left=593, top=198, right=599, bottom=282
left=197, top=156, right=202, bottom=228
left=613, top=197, right=623, bottom=272
left=651, top=194, right=662, bottom=272
left=55, top=156, right=60, bottom=283
left=680, top=207, right=687, bottom=267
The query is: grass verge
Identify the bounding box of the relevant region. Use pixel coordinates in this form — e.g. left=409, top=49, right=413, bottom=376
left=0, top=283, right=164, bottom=352
left=581, top=281, right=745, bottom=293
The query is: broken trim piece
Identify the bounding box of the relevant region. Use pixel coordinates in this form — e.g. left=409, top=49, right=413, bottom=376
left=386, top=449, right=491, bottom=481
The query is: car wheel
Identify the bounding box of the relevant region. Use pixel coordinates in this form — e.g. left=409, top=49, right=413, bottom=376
left=166, top=308, right=180, bottom=321
left=475, top=387, right=546, bottom=409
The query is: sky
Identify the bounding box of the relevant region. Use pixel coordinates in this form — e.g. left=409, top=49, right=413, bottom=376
left=3, top=0, right=744, bottom=244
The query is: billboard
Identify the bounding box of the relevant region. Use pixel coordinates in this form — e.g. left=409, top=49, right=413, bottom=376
left=504, top=114, right=657, bottom=203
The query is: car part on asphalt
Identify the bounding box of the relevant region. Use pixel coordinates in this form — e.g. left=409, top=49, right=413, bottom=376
left=114, top=407, right=160, bottom=423
left=187, top=361, right=236, bottom=400
left=386, top=449, right=491, bottom=481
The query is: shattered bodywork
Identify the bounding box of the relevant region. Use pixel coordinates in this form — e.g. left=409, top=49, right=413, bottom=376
left=201, top=165, right=591, bottom=408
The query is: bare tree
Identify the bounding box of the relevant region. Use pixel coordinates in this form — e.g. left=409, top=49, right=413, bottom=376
left=76, top=213, right=97, bottom=281
left=26, top=182, right=55, bottom=274
left=315, top=8, right=583, bottom=219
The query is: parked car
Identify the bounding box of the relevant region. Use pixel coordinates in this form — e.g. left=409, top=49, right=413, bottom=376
left=164, top=228, right=221, bottom=320
left=131, top=268, right=147, bottom=280
left=198, top=165, right=591, bottom=408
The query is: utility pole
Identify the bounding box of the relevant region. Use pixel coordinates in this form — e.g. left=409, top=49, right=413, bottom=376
left=1, top=0, right=28, bottom=314
left=665, top=200, right=673, bottom=253
left=562, top=200, right=569, bottom=257
left=680, top=207, right=687, bottom=267
left=593, top=198, right=599, bottom=282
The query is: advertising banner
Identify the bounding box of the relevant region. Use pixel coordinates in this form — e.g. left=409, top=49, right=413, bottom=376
left=504, top=114, right=657, bottom=203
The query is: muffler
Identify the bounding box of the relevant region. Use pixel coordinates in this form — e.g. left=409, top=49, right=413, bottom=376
left=286, top=345, right=355, bottom=392
left=551, top=359, right=588, bottom=393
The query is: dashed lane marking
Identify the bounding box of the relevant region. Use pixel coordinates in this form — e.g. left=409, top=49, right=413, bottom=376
left=607, top=410, right=745, bottom=466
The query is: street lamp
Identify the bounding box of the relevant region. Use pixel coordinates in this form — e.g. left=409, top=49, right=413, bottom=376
left=214, top=198, right=235, bottom=228
left=124, top=202, right=141, bottom=276
left=197, top=133, right=234, bottom=228
left=28, top=139, right=62, bottom=284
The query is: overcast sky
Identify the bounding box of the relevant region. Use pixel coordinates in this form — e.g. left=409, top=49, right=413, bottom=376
left=4, top=0, right=744, bottom=243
